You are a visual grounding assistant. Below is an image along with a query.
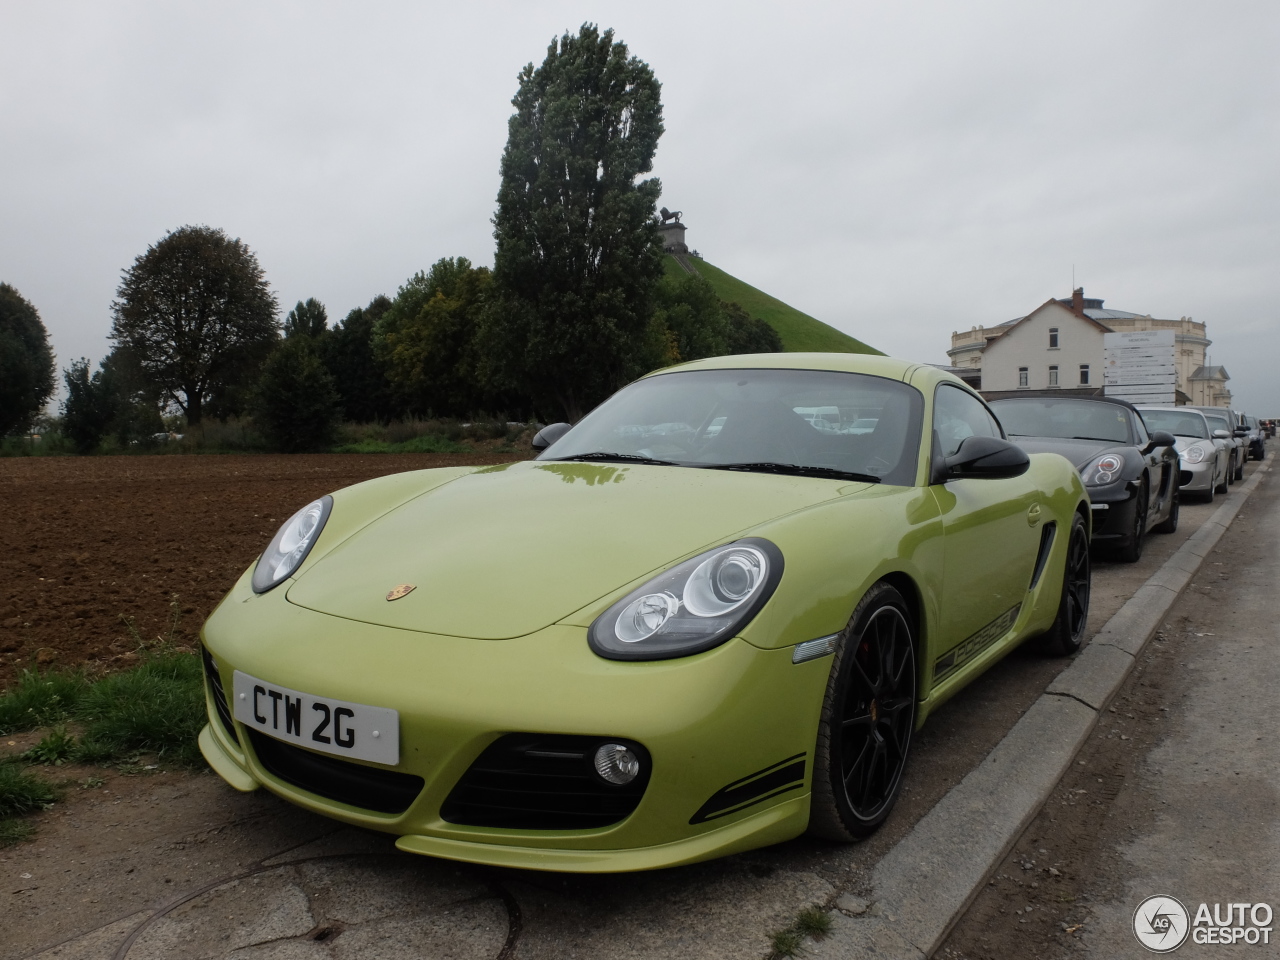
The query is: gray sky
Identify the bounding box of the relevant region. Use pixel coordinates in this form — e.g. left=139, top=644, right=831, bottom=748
left=3, top=1, right=1278, bottom=412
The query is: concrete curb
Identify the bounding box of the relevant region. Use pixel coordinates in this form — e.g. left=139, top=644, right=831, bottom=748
left=804, top=460, right=1272, bottom=959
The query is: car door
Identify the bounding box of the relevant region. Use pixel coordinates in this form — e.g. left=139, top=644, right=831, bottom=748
left=928, top=384, right=1044, bottom=681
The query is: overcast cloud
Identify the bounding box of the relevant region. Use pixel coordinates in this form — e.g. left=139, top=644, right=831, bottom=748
left=3, top=1, right=1278, bottom=411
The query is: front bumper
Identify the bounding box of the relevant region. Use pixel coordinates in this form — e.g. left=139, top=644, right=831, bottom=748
left=199, top=583, right=827, bottom=872
left=1085, top=483, right=1139, bottom=542
left=1177, top=457, right=1215, bottom=492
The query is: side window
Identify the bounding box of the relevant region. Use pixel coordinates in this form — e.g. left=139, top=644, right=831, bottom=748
left=1133, top=413, right=1149, bottom=446
left=934, top=384, right=1002, bottom=460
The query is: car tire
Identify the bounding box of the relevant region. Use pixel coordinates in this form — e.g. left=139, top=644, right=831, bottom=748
left=1039, top=512, right=1091, bottom=657
left=1214, top=467, right=1228, bottom=495
left=1202, top=480, right=1216, bottom=504
left=808, top=582, right=917, bottom=842
left=1114, top=484, right=1147, bottom=563
left=1152, top=489, right=1179, bottom=534
left=1227, top=453, right=1236, bottom=485
left=1235, top=454, right=1245, bottom=481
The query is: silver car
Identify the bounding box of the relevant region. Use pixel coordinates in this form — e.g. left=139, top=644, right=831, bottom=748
left=1136, top=406, right=1229, bottom=502
left=1189, top=406, right=1245, bottom=484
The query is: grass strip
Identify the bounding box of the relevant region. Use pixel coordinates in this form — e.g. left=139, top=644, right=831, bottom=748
left=0, top=668, right=92, bottom=734
left=0, top=762, right=59, bottom=818
left=332, top=435, right=470, bottom=454
left=75, top=650, right=206, bottom=767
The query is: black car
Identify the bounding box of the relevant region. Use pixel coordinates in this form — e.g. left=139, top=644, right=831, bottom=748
left=989, top=395, right=1179, bottom=562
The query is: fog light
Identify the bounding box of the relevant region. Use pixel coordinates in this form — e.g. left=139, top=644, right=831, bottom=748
left=593, top=743, right=640, bottom=785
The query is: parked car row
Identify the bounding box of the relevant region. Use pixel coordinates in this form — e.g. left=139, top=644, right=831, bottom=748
left=988, top=395, right=1179, bottom=562
left=984, top=393, right=1263, bottom=560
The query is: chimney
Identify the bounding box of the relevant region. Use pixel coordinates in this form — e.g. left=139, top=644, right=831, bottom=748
left=1071, top=287, right=1084, bottom=313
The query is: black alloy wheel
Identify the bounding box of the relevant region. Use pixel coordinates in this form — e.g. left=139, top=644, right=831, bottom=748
left=1115, top=483, right=1148, bottom=563
left=1153, top=488, right=1179, bottom=534
left=809, top=582, right=917, bottom=841
left=1040, top=512, right=1091, bottom=656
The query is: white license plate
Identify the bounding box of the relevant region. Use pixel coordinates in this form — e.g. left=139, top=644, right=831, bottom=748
left=232, top=671, right=399, bottom=766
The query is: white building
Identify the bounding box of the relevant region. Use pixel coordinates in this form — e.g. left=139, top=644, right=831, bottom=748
left=947, top=289, right=1230, bottom=405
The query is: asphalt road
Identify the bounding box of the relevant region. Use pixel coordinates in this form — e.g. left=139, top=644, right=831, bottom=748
left=5, top=463, right=1265, bottom=960
left=942, top=460, right=1279, bottom=959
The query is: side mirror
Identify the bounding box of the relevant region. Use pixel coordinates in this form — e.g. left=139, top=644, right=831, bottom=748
left=1144, top=430, right=1177, bottom=453
left=531, top=422, right=572, bottom=452
left=1234, top=427, right=1250, bottom=437
left=937, top=435, right=1030, bottom=482
left=1212, top=429, right=1231, bottom=440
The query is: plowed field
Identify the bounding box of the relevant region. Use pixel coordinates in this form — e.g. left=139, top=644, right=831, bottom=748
left=0, top=452, right=524, bottom=690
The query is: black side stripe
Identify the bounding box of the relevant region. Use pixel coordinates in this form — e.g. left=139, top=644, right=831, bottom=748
left=689, top=754, right=806, bottom=824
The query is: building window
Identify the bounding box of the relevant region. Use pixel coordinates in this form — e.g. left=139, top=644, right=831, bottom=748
left=1049, top=327, right=1059, bottom=348
left=1049, top=365, right=1059, bottom=387
left=1018, top=367, right=1028, bottom=387
left=1079, top=364, right=1090, bottom=385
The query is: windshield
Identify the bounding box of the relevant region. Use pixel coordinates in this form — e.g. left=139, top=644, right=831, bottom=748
left=990, top=398, right=1131, bottom=443
left=1139, top=408, right=1209, bottom=439
left=540, top=368, right=924, bottom=486
left=1205, top=414, right=1230, bottom=434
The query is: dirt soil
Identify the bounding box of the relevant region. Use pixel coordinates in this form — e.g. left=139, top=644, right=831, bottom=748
left=0, top=452, right=524, bottom=690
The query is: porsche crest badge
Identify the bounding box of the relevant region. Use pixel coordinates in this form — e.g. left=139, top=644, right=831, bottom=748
left=386, top=584, right=416, bottom=601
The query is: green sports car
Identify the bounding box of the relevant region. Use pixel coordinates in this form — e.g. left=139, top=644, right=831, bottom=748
left=199, top=353, right=1091, bottom=872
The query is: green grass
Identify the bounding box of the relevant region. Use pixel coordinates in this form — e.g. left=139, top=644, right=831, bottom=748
left=75, top=650, right=206, bottom=767
left=770, top=906, right=833, bottom=957
left=666, top=255, right=880, bottom=355
left=332, top=434, right=471, bottom=454
left=22, top=725, right=78, bottom=765
left=0, top=763, right=59, bottom=818
left=0, top=818, right=35, bottom=847
left=0, top=669, right=92, bottom=734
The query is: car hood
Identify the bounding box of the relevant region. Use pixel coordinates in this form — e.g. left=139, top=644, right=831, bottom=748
left=1007, top=436, right=1126, bottom=471
left=286, top=460, right=863, bottom=639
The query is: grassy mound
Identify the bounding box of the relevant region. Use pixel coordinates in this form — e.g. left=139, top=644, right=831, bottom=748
left=665, top=256, right=879, bottom=355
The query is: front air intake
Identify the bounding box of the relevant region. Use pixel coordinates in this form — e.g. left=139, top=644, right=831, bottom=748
left=441, top=734, right=650, bottom=830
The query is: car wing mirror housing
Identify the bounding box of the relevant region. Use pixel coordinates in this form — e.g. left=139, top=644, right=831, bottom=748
left=939, top=435, right=1030, bottom=482
left=1144, top=429, right=1177, bottom=453
left=1213, top=429, right=1231, bottom=440
left=532, top=422, right=573, bottom=452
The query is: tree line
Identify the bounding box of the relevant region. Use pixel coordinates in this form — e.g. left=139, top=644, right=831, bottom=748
left=0, top=25, right=782, bottom=454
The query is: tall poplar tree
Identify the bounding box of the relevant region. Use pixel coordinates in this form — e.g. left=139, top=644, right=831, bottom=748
left=484, top=24, right=666, bottom=421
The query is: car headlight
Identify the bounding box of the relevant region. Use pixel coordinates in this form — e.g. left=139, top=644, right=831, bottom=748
left=588, top=538, right=784, bottom=661
left=1182, top=444, right=1206, bottom=464
left=251, top=496, right=334, bottom=594
left=1080, top=453, right=1126, bottom=486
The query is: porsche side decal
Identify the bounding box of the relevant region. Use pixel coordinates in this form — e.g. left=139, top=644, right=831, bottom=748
left=689, top=753, right=807, bottom=824
left=933, top=604, right=1022, bottom=682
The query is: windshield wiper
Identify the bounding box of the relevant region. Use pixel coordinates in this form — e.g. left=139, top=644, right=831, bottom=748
left=699, top=462, right=881, bottom=483
left=550, top=451, right=681, bottom=466
left=1071, top=436, right=1121, bottom=442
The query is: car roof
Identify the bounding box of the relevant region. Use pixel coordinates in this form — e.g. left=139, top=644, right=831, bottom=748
left=1135, top=404, right=1209, bottom=420
left=647, top=352, right=948, bottom=388
left=989, top=392, right=1140, bottom=414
